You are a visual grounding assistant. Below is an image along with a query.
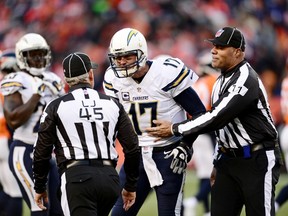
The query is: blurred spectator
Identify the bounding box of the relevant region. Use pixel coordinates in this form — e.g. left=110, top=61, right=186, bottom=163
left=258, top=66, right=283, bottom=127
left=275, top=57, right=288, bottom=212
left=255, top=53, right=286, bottom=128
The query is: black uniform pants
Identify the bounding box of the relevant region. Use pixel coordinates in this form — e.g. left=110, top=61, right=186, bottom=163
left=60, top=164, right=120, bottom=216
left=211, top=148, right=281, bottom=216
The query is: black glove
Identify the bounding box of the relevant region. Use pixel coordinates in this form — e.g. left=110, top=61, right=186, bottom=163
left=164, top=142, right=193, bottom=174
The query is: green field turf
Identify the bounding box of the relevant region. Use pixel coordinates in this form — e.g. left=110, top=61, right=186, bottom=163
left=23, top=170, right=288, bottom=216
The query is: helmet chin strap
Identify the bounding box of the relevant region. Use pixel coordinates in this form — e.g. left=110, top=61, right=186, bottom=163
left=29, top=67, right=45, bottom=76
left=120, top=64, right=139, bottom=77
left=122, top=55, right=146, bottom=77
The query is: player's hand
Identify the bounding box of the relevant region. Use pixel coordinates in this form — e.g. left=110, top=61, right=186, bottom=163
left=34, top=191, right=48, bottom=210
left=33, top=77, right=46, bottom=96
left=122, top=189, right=136, bottom=211
left=164, top=143, right=192, bottom=174
left=146, top=120, right=173, bottom=142
left=43, top=80, right=64, bottom=96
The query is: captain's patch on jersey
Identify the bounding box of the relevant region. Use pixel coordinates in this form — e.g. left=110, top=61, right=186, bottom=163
left=122, top=92, right=130, bottom=101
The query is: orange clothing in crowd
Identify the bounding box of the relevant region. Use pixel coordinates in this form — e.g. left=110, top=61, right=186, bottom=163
left=0, top=93, right=10, bottom=139
left=281, top=76, right=288, bottom=125
left=193, top=74, right=218, bottom=110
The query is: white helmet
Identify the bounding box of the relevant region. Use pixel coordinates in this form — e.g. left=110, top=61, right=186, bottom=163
left=15, top=33, right=51, bottom=76
left=108, top=28, right=148, bottom=78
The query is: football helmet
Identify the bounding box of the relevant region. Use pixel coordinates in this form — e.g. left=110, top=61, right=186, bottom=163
left=15, top=33, right=51, bottom=76
left=0, top=49, right=20, bottom=73
left=108, top=28, right=148, bottom=78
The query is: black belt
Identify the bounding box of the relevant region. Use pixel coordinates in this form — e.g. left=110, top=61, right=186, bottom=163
left=63, top=159, right=115, bottom=169
left=220, top=143, right=268, bottom=158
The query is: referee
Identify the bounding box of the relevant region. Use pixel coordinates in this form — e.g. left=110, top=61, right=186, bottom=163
left=146, top=27, right=283, bottom=216
left=33, top=52, right=140, bottom=216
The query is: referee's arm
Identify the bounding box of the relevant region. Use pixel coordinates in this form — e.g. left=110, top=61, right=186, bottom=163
left=33, top=104, right=57, bottom=194
left=173, top=75, right=257, bottom=136
left=116, top=103, right=140, bottom=192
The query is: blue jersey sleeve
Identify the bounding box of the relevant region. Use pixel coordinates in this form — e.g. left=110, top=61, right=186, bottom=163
left=174, top=87, right=206, bottom=117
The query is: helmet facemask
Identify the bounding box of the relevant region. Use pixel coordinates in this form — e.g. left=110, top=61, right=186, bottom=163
left=20, top=49, right=51, bottom=76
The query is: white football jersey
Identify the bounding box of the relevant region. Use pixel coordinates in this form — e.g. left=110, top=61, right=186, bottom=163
left=103, top=57, right=198, bottom=147
left=0, top=71, right=64, bottom=144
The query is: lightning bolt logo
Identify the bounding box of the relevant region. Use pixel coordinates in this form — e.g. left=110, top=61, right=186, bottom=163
left=127, top=30, right=138, bottom=46
left=15, top=157, right=33, bottom=197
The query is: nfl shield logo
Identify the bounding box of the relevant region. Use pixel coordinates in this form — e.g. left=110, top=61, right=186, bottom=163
left=215, top=29, right=224, bottom=37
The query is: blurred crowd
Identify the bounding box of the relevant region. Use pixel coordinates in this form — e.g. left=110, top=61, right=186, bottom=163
left=0, top=0, right=287, bottom=124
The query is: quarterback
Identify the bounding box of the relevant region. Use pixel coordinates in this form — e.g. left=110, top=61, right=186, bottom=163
left=103, top=28, right=205, bottom=216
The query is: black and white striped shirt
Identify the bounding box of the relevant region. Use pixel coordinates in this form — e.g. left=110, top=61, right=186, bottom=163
left=33, top=84, right=140, bottom=190
left=173, top=60, right=278, bottom=149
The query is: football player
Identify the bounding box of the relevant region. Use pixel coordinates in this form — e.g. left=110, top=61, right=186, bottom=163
left=0, top=49, right=23, bottom=216
left=103, top=28, right=205, bottom=216
left=0, top=33, right=64, bottom=216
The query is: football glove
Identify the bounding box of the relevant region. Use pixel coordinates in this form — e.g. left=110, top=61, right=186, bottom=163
left=164, top=142, right=193, bottom=174
left=33, top=77, right=46, bottom=96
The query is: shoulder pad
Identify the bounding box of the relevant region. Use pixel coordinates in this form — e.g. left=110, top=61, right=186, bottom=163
left=42, top=71, right=62, bottom=82
left=0, top=72, right=27, bottom=96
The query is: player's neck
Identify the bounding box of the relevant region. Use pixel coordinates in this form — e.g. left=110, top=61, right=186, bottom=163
left=131, top=63, right=150, bottom=83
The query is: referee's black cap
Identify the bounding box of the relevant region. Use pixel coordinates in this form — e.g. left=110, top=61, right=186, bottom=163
left=62, top=52, right=98, bottom=78
left=206, top=27, right=246, bottom=51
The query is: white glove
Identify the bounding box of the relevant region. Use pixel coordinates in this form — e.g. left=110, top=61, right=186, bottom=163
left=33, top=77, right=46, bottom=96
left=43, top=80, right=64, bottom=96
left=164, top=144, right=192, bottom=174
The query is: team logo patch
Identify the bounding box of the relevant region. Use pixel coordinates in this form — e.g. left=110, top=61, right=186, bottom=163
left=127, top=30, right=138, bottom=46
left=122, top=92, right=130, bottom=101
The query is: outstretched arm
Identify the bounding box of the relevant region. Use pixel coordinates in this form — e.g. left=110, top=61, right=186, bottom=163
left=146, top=119, right=174, bottom=141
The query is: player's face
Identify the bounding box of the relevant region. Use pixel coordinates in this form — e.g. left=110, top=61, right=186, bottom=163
left=24, top=49, right=47, bottom=69
left=211, top=45, right=240, bottom=71
left=114, top=54, right=137, bottom=67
